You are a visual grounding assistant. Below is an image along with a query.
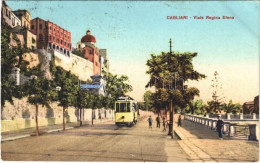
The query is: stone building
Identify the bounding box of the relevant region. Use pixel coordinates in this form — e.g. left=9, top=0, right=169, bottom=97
left=81, top=74, right=106, bottom=96
left=77, top=30, right=100, bottom=75
left=243, top=101, right=255, bottom=114
left=30, top=17, right=71, bottom=56
left=99, top=49, right=109, bottom=76
left=12, top=26, right=36, bottom=49
left=1, top=1, right=21, bottom=28
left=13, top=9, right=31, bottom=30
left=254, top=95, right=259, bottom=114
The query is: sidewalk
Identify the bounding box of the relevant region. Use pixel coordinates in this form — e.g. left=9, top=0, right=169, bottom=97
left=174, top=115, right=259, bottom=162
left=1, top=118, right=113, bottom=142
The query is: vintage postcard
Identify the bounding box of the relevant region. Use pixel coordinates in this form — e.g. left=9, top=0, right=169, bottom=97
left=1, top=0, right=259, bottom=162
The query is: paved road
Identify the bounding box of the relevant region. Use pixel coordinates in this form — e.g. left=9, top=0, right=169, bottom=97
left=1, top=116, right=189, bottom=161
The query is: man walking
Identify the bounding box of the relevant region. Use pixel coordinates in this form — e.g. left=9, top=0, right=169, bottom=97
left=162, top=116, right=167, bottom=131
left=148, top=116, right=153, bottom=129
left=156, top=116, right=161, bottom=128
left=216, top=115, right=224, bottom=139
left=178, top=115, right=182, bottom=127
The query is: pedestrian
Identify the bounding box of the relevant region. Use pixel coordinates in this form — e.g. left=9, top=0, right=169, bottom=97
left=156, top=116, right=161, bottom=128
left=178, top=114, right=182, bottom=127
left=162, top=116, right=167, bottom=131
left=216, top=115, right=224, bottom=139
left=147, top=115, right=153, bottom=129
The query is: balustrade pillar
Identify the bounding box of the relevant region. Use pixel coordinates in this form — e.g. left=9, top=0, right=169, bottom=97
left=253, top=113, right=256, bottom=120
left=227, top=113, right=231, bottom=120
left=240, top=113, right=243, bottom=120
left=228, top=123, right=237, bottom=137
left=248, top=124, right=257, bottom=141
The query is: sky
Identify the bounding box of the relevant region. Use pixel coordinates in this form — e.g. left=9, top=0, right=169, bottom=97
left=7, top=1, right=259, bottom=104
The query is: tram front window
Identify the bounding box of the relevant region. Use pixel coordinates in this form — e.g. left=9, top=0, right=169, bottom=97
left=127, top=103, right=130, bottom=112
left=116, top=103, right=119, bottom=112
left=120, top=103, right=126, bottom=112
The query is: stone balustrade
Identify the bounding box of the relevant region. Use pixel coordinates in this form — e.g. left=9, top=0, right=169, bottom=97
left=184, top=114, right=258, bottom=141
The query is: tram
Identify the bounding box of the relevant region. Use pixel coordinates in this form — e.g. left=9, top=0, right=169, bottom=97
left=115, top=96, right=138, bottom=127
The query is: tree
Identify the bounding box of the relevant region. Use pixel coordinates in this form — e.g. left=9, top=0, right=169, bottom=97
left=222, top=100, right=241, bottom=114
left=103, top=72, right=133, bottom=110
left=57, top=71, right=78, bottom=131
left=146, top=51, right=206, bottom=114
left=27, top=78, right=51, bottom=136
left=1, top=24, right=21, bottom=106
left=209, top=71, right=225, bottom=113
left=143, top=90, right=154, bottom=111
left=75, top=88, right=88, bottom=126
left=186, top=100, right=205, bottom=115
left=146, top=49, right=206, bottom=137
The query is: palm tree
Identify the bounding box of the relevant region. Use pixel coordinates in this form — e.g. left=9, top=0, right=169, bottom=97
left=222, top=100, right=241, bottom=114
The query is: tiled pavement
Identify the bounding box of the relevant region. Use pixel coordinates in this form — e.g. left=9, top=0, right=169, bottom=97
left=174, top=115, right=259, bottom=162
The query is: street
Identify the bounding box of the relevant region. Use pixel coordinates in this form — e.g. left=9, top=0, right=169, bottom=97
left=1, top=116, right=189, bottom=161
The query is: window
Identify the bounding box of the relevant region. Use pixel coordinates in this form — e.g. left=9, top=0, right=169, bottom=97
left=65, top=42, right=66, bottom=46
left=31, top=25, right=34, bottom=29
left=57, top=39, right=59, bottom=43
left=49, top=26, right=52, bottom=30
left=120, top=103, right=126, bottom=112
left=5, top=9, right=8, bottom=17
left=12, top=18, right=15, bottom=26
left=8, top=11, right=10, bottom=19
left=23, top=21, right=26, bottom=27
left=53, top=36, right=55, bottom=41
left=61, top=40, right=62, bottom=44
left=54, top=29, right=55, bottom=32
left=116, top=103, right=119, bottom=112
left=49, top=36, right=52, bottom=40
left=17, top=22, right=19, bottom=26
left=127, top=103, right=130, bottom=112
left=39, top=24, right=42, bottom=29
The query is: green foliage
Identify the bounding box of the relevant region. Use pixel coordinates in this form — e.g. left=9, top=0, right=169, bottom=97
left=210, top=71, right=225, bottom=113
left=103, top=72, right=133, bottom=109
left=186, top=100, right=205, bottom=115
left=72, top=49, right=84, bottom=58
left=57, top=71, right=79, bottom=108
left=1, top=24, right=20, bottom=106
left=221, top=100, right=241, bottom=114
left=27, top=78, right=52, bottom=107
left=145, top=50, right=206, bottom=113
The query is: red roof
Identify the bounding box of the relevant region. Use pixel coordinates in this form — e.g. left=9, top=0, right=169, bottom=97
left=81, top=30, right=96, bottom=43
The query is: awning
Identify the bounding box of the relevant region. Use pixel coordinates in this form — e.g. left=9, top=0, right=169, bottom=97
left=81, top=84, right=103, bottom=89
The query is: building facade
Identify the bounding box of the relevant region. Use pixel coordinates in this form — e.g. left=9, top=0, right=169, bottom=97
left=30, top=17, right=71, bottom=56
left=13, top=10, right=31, bottom=30
left=1, top=1, right=21, bottom=28
left=12, top=26, right=36, bottom=49
left=99, top=49, right=109, bottom=76
left=77, top=30, right=100, bottom=75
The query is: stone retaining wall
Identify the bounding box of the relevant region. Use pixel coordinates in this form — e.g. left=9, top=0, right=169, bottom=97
left=1, top=97, right=114, bottom=132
